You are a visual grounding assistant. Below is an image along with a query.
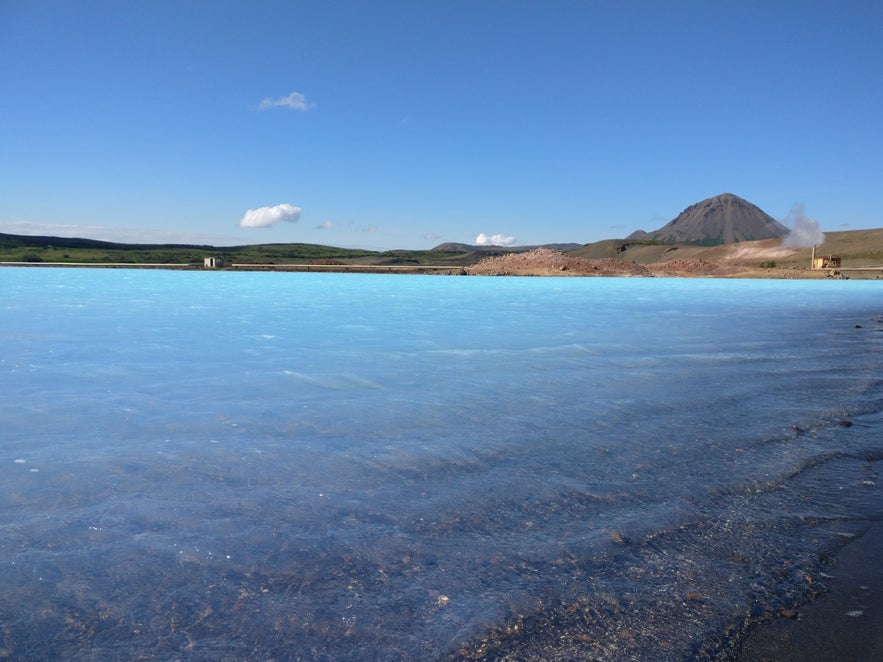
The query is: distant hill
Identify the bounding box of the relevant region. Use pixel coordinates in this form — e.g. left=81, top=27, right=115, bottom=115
left=0, top=232, right=215, bottom=251
left=627, top=193, right=789, bottom=245
left=0, top=233, right=383, bottom=264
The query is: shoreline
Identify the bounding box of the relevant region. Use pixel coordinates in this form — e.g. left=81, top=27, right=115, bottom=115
left=734, top=458, right=883, bottom=661
left=4, top=261, right=881, bottom=279
left=0, top=261, right=467, bottom=274
left=734, top=522, right=883, bottom=661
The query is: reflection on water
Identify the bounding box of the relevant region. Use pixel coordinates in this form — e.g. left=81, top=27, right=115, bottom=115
left=1, top=270, right=882, bottom=660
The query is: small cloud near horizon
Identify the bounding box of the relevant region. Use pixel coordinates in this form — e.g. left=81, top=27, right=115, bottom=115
left=258, top=91, right=315, bottom=111
left=475, top=233, right=516, bottom=247
left=239, top=203, right=302, bottom=228
left=316, top=220, right=335, bottom=230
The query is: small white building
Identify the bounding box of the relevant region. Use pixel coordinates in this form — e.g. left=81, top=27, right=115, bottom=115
left=204, top=257, right=225, bottom=268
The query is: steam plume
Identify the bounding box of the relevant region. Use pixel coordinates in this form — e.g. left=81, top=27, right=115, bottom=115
left=781, top=203, right=824, bottom=248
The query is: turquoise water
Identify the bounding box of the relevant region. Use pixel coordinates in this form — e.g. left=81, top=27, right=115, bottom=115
left=2, top=268, right=882, bottom=660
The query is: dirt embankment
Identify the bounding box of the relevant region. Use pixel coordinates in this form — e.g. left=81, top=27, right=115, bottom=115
left=466, top=248, right=748, bottom=277
left=466, top=247, right=838, bottom=278
left=465, top=248, right=652, bottom=276
left=650, top=258, right=745, bottom=277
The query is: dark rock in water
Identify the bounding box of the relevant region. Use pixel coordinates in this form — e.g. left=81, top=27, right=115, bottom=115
left=627, top=193, right=789, bottom=245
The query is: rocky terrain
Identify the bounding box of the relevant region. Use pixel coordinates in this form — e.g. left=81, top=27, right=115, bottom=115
left=649, top=257, right=744, bottom=277
left=466, top=249, right=735, bottom=277
left=465, top=248, right=652, bottom=276
left=464, top=248, right=760, bottom=278
left=466, top=247, right=846, bottom=278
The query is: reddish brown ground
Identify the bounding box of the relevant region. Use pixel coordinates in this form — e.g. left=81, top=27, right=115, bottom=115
left=466, top=248, right=652, bottom=276
left=650, top=257, right=744, bottom=277
left=466, top=248, right=828, bottom=278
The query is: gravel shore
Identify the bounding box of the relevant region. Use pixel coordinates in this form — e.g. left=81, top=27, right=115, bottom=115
left=735, top=463, right=883, bottom=662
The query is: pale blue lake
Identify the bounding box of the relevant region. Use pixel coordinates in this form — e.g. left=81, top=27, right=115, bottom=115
left=2, top=268, right=882, bottom=660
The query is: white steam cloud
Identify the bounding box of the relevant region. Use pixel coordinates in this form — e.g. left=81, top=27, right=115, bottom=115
left=781, top=203, right=825, bottom=248
left=239, top=203, right=302, bottom=228
left=475, top=233, right=516, bottom=247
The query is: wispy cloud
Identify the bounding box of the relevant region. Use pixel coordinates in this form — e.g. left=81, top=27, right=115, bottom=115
left=239, top=203, right=302, bottom=228
left=316, top=220, right=334, bottom=229
left=258, top=91, right=315, bottom=111
left=475, top=232, right=516, bottom=247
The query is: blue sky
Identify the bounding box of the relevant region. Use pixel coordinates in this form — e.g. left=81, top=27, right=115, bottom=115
left=1, top=1, right=881, bottom=249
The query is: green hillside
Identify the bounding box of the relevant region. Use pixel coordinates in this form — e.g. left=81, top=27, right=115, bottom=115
left=0, top=233, right=470, bottom=266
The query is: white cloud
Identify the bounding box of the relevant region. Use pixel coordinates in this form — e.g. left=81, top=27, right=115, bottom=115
left=258, top=91, right=315, bottom=111
left=316, top=220, right=334, bottom=229
left=239, top=203, right=302, bottom=228
left=475, top=233, right=516, bottom=246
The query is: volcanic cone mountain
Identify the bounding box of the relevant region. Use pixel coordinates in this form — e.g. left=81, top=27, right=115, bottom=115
left=628, top=193, right=789, bottom=245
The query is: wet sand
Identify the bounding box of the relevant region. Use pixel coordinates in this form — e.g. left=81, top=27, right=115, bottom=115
left=736, top=520, right=883, bottom=661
